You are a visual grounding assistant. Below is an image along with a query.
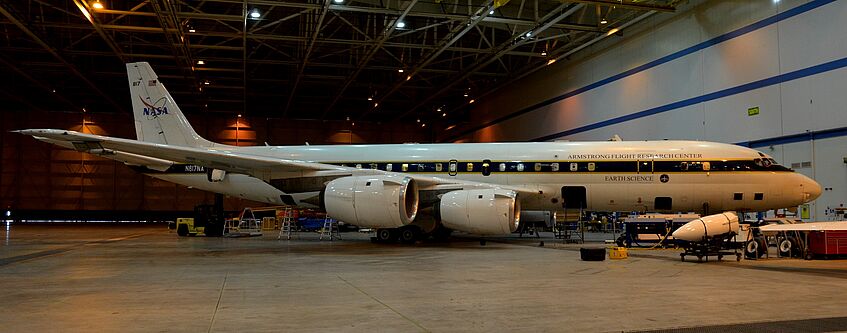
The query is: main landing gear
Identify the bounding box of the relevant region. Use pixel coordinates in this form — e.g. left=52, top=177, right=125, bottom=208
left=373, top=226, right=422, bottom=244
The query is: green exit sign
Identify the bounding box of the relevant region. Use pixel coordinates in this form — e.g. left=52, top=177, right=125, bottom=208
left=747, top=106, right=760, bottom=116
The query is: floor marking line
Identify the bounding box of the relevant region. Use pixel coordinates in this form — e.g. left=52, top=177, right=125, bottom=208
left=337, top=275, right=430, bottom=333
left=0, top=230, right=157, bottom=268
left=208, top=273, right=228, bottom=333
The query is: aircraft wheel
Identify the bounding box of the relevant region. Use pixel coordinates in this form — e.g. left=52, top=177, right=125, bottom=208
left=376, top=228, right=396, bottom=243
left=399, top=226, right=419, bottom=244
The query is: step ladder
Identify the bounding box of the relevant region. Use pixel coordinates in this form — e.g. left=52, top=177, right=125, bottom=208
left=319, top=216, right=340, bottom=241
left=277, top=207, right=297, bottom=240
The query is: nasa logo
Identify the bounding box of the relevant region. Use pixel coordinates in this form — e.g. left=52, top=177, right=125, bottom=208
left=143, top=106, right=169, bottom=116
left=660, top=174, right=669, bottom=183
left=139, top=96, right=169, bottom=119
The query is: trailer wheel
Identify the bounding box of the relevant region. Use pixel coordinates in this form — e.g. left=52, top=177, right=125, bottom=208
left=778, top=238, right=793, bottom=257
left=177, top=224, right=189, bottom=237
left=744, top=239, right=759, bottom=259
left=805, top=253, right=814, bottom=260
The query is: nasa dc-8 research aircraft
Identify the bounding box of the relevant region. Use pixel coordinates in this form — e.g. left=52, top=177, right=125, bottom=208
left=18, top=62, right=822, bottom=242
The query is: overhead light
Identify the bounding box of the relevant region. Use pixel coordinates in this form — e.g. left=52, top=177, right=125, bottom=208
left=489, top=10, right=494, bottom=15
left=541, top=51, right=547, bottom=56
left=204, top=80, right=210, bottom=85
left=374, top=102, right=378, bottom=107
left=416, top=118, right=420, bottom=123
left=91, top=0, right=104, bottom=10
left=333, top=0, right=344, bottom=3
left=196, top=60, right=205, bottom=65
left=445, top=124, right=457, bottom=131
left=469, top=99, right=475, bottom=104
left=398, top=69, right=404, bottom=73
left=606, top=28, right=619, bottom=36
left=547, top=59, right=557, bottom=65
left=188, top=28, right=196, bottom=33
left=436, top=107, right=442, bottom=112
left=51, top=89, right=56, bottom=93
left=237, top=114, right=242, bottom=118
left=421, top=123, right=426, bottom=128
left=525, top=31, right=532, bottom=38
left=396, top=21, right=406, bottom=29
left=367, top=97, right=373, bottom=101
left=406, top=75, right=411, bottom=81
left=82, top=107, right=87, bottom=112
left=463, top=93, right=469, bottom=97
left=249, top=9, right=261, bottom=19
left=442, top=113, right=447, bottom=117
left=600, top=18, right=608, bottom=24
left=351, top=122, right=355, bottom=126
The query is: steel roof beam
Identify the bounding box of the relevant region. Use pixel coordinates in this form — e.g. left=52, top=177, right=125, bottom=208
left=396, top=3, right=583, bottom=120
left=283, top=0, right=333, bottom=117
left=358, top=0, right=496, bottom=120
left=321, top=0, right=420, bottom=119
left=199, top=0, right=600, bottom=32
left=0, top=1, right=124, bottom=112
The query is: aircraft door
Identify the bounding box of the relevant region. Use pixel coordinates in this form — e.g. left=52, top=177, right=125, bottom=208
left=448, top=159, right=458, bottom=176
left=561, top=186, right=587, bottom=209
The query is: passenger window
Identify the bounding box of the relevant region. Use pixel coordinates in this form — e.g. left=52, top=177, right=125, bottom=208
left=499, top=163, right=506, bottom=172
left=355, top=164, right=362, bottom=169
left=517, top=163, right=525, bottom=172
left=466, top=163, right=474, bottom=171
left=570, top=163, right=578, bottom=171
left=386, top=163, right=393, bottom=171
left=680, top=162, right=688, bottom=171
left=370, top=163, right=378, bottom=169
left=402, top=164, right=409, bottom=172
left=534, top=163, right=542, bottom=172
left=588, top=162, right=596, bottom=171
left=435, top=163, right=443, bottom=172
left=551, top=163, right=559, bottom=172
left=449, top=163, right=457, bottom=172
left=754, top=193, right=764, bottom=200
left=702, top=162, right=710, bottom=171
left=733, top=193, right=743, bottom=200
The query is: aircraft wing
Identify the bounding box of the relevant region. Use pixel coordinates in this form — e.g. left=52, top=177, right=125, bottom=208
left=17, top=129, right=536, bottom=195
left=759, top=222, right=847, bottom=232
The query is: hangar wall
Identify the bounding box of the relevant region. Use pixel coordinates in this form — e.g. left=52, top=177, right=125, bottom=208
left=451, top=0, right=847, bottom=220
left=0, top=110, right=426, bottom=216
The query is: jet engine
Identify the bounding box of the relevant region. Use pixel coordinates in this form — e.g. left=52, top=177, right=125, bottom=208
left=438, top=189, right=520, bottom=235
left=672, top=212, right=739, bottom=242
left=322, top=175, right=418, bottom=228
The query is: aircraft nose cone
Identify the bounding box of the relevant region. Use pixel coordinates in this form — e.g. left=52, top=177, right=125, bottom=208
left=804, top=177, right=822, bottom=201
left=672, top=220, right=706, bottom=242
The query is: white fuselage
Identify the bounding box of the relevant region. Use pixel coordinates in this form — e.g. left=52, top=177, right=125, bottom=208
left=145, top=140, right=821, bottom=214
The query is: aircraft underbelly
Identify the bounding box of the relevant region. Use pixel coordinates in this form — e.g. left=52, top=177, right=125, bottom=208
left=148, top=173, right=285, bottom=205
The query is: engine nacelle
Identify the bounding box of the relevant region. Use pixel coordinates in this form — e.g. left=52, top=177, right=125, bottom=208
left=322, top=175, right=418, bottom=228
left=672, top=212, right=739, bottom=242
left=439, top=189, right=520, bottom=235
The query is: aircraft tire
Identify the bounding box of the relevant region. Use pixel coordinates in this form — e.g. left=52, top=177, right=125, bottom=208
left=399, top=226, right=419, bottom=244
left=376, top=228, right=397, bottom=243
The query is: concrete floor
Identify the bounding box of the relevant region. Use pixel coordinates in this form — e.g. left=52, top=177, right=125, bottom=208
left=1, top=224, right=847, bottom=332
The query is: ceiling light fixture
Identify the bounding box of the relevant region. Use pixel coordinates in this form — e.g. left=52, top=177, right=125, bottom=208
left=398, top=69, right=404, bottom=73
left=367, top=97, right=373, bottom=101
left=197, top=60, right=205, bottom=65
left=541, top=51, right=547, bottom=56
left=600, top=18, right=608, bottom=24
left=91, top=0, right=104, bottom=10
left=396, top=21, right=406, bottom=28
left=333, top=0, right=345, bottom=3
left=249, top=9, right=261, bottom=19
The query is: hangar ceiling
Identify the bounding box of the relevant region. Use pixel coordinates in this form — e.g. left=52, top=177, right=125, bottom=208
left=0, top=0, right=676, bottom=127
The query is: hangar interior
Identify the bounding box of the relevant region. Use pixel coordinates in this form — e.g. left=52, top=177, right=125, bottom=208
left=2, top=0, right=847, bottom=332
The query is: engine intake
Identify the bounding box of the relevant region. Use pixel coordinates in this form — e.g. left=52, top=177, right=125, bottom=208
left=438, top=189, right=520, bottom=235
left=322, top=175, right=418, bottom=228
